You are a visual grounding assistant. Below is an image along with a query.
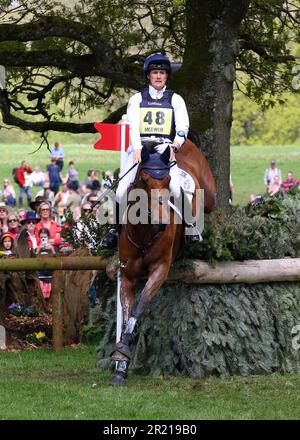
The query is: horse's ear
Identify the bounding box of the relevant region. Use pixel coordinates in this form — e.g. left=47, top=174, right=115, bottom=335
left=141, top=146, right=150, bottom=163
left=160, top=146, right=170, bottom=164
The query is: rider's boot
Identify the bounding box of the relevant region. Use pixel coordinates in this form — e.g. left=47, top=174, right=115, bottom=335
left=100, top=202, right=120, bottom=250
left=181, top=191, right=203, bottom=244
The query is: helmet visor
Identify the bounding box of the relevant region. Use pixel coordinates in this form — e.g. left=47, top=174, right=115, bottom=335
left=147, top=62, right=170, bottom=72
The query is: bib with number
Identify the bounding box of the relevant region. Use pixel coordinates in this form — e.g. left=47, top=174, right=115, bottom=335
left=139, top=88, right=175, bottom=140
left=140, top=107, right=173, bottom=136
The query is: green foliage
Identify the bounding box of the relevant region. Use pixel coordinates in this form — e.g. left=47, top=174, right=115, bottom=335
left=97, top=281, right=300, bottom=378
left=82, top=324, right=105, bottom=345
left=231, top=90, right=300, bottom=146
left=184, top=192, right=300, bottom=264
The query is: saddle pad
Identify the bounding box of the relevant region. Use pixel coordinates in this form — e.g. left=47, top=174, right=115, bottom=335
left=177, top=167, right=195, bottom=203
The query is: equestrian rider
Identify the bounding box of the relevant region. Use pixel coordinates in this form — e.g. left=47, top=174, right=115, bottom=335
left=100, top=53, right=199, bottom=249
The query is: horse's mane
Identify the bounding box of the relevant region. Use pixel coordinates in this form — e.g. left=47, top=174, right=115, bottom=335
left=187, top=128, right=201, bottom=149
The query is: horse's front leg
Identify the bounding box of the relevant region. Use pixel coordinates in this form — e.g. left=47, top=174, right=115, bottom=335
left=118, top=261, right=170, bottom=351
left=109, top=274, right=136, bottom=386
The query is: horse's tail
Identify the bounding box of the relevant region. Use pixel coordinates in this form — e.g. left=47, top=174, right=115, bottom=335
left=187, top=128, right=201, bottom=150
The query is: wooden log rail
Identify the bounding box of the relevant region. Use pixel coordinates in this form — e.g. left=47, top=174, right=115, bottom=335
left=2, top=255, right=300, bottom=352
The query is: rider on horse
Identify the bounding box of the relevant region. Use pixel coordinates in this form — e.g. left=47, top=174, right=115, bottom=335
left=100, top=53, right=201, bottom=250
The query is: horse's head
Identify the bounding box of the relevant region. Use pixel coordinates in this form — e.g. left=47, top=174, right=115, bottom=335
left=137, top=146, right=171, bottom=227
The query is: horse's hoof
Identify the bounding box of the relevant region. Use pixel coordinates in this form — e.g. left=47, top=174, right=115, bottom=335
left=108, top=374, right=126, bottom=386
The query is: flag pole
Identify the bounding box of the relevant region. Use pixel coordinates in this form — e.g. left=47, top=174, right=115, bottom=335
left=116, top=115, right=128, bottom=345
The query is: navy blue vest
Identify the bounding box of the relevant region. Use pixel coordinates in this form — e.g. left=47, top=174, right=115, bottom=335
left=139, top=88, right=175, bottom=141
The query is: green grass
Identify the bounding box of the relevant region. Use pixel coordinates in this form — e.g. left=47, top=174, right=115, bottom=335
left=1, top=143, right=299, bottom=207
left=231, top=144, right=300, bottom=206
left=0, top=142, right=120, bottom=203
left=0, top=345, right=300, bottom=420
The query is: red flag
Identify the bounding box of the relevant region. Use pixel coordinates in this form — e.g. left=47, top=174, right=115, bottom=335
left=94, top=122, right=130, bottom=151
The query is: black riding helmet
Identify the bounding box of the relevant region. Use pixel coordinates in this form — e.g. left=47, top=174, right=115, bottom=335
left=143, top=53, right=172, bottom=79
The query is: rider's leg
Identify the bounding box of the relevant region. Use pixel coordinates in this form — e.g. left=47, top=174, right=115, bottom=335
left=169, top=164, right=203, bottom=243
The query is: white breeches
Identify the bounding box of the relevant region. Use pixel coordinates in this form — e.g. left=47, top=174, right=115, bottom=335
left=116, top=144, right=182, bottom=204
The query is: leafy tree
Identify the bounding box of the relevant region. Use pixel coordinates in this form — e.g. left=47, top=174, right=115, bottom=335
left=0, top=0, right=299, bottom=209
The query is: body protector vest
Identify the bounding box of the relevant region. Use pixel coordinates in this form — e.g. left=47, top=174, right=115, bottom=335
left=139, top=88, right=175, bottom=141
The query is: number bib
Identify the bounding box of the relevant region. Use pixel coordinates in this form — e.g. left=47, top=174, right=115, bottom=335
left=140, top=107, right=173, bottom=136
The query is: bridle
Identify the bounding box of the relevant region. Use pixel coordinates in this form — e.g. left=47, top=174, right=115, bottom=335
left=124, top=164, right=172, bottom=253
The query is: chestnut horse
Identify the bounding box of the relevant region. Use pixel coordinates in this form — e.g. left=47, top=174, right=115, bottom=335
left=109, top=138, right=216, bottom=385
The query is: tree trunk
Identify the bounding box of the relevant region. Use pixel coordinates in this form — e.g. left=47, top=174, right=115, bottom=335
left=172, top=0, right=250, bottom=211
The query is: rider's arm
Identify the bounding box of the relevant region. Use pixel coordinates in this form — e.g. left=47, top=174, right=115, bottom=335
left=172, top=93, right=189, bottom=150
left=126, top=92, right=143, bottom=151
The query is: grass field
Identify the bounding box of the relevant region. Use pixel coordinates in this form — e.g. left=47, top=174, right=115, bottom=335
left=0, top=345, right=300, bottom=420
left=231, top=144, right=300, bottom=205
left=1, top=142, right=299, bottom=207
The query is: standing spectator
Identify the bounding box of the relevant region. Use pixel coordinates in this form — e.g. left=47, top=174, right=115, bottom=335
left=15, top=160, right=33, bottom=207
left=281, top=171, right=300, bottom=192
left=20, top=211, right=39, bottom=251
left=0, top=202, right=9, bottom=235
left=36, top=227, right=55, bottom=300
left=50, top=141, right=65, bottom=171
left=264, top=160, right=282, bottom=190
left=46, top=158, right=62, bottom=195
left=65, top=161, right=79, bottom=184
left=35, top=201, right=62, bottom=247
left=2, top=178, right=16, bottom=207
left=29, top=165, right=45, bottom=187
left=7, top=213, right=20, bottom=240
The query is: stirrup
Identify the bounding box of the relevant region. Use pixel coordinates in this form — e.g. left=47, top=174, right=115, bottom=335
left=184, top=225, right=203, bottom=244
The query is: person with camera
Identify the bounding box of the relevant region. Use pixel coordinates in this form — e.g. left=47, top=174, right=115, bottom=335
left=35, top=201, right=62, bottom=248
left=36, top=227, right=55, bottom=300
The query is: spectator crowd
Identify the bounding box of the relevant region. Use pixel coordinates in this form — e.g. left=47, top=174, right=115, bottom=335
left=250, top=159, right=300, bottom=204
left=0, top=141, right=117, bottom=301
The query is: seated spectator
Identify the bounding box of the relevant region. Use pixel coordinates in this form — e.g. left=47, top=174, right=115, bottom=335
left=54, top=178, right=69, bottom=216
left=65, top=161, right=79, bottom=184
left=29, top=195, right=46, bottom=213
left=0, top=202, right=9, bottom=235
left=81, top=170, right=95, bottom=194
left=35, top=201, right=62, bottom=247
left=0, top=232, right=15, bottom=256
left=17, top=208, right=27, bottom=224
left=81, top=179, right=102, bottom=206
left=264, top=160, right=282, bottom=190
left=7, top=213, right=20, bottom=240
left=281, top=171, right=300, bottom=192
left=29, top=165, right=45, bottom=187
left=268, top=175, right=281, bottom=197
left=2, top=178, right=16, bottom=207
left=36, top=227, right=55, bottom=300
left=73, top=202, right=97, bottom=250
left=36, top=180, right=55, bottom=206
left=66, top=180, right=81, bottom=219
left=20, top=211, right=39, bottom=251
left=250, top=194, right=264, bottom=204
